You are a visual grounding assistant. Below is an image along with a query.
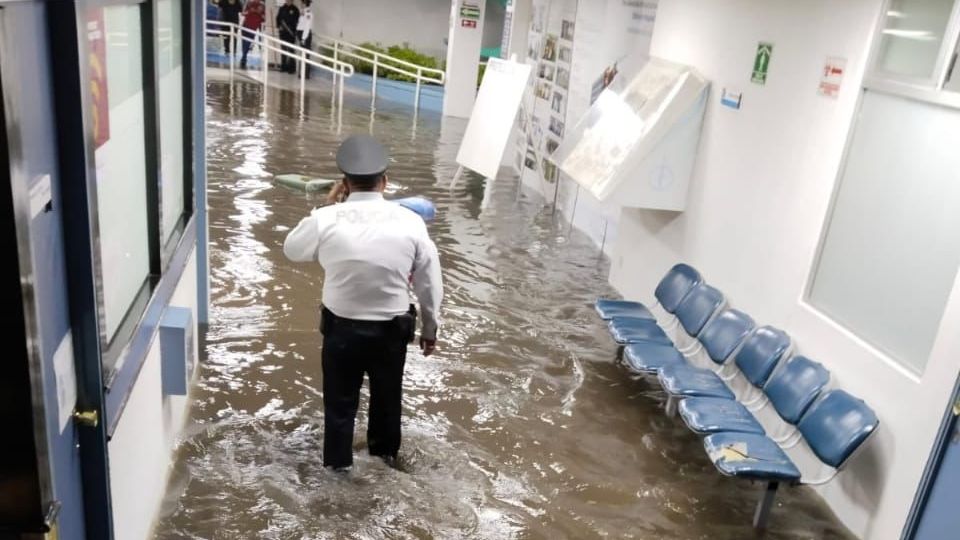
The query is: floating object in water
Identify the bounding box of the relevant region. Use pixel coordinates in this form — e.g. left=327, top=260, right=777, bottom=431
left=274, top=173, right=337, bottom=192
left=394, top=197, right=436, bottom=222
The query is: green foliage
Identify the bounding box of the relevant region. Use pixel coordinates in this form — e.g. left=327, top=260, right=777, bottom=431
left=343, top=42, right=442, bottom=85
left=477, top=62, right=487, bottom=88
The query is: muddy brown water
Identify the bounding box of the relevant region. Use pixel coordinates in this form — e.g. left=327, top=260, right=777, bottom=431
left=154, top=77, right=856, bottom=540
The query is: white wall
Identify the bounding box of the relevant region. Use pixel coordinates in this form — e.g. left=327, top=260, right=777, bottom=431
left=312, top=0, right=453, bottom=59
left=311, top=0, right=504, bottom=60
left=109, top=249, right=199, bottom=540
left=605, top=1, right=960, bottom=538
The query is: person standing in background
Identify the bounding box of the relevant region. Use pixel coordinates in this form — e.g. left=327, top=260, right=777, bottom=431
left=276, top=0, right=300, bottom=74
left=219, top=0, right=243, bottom=56
left=239, top=0, right=265, bottom=69
left=297, top=0, right=314, bottom=79
left=206, top=0, right=220, bottom=34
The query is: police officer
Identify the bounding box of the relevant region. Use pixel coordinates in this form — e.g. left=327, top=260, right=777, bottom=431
left=283, top=135, right=443, bottom=470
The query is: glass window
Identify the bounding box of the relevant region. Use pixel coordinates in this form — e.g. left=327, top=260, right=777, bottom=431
left=874, top=0, right=956, bottom=80
left=946, top=45, right=960, bottom=92
left=88, top=4, right=152, bottom=358
left=809, top=91, right=960, bottom=374
left=157, top=0, right=186, bottom=248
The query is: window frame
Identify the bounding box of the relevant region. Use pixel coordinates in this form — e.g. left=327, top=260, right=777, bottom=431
left=863, top=0, right=960, bottom=108
left=804, top=0, right=960, bottom=375
left=74, top=0, right=195, bottom=385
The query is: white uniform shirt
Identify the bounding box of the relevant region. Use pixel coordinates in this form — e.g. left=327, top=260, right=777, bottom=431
left=283, top=192, right=443, bottom=339
left=296, top=6, right=312, bottom=40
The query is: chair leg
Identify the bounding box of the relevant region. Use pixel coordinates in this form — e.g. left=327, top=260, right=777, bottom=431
left=664, top=395, right=679, bottom=417
left=753, top=481, right=779, bottom=530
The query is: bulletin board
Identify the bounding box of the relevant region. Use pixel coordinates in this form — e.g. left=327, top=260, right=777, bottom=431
left=456, top=58, right=532, bottom=179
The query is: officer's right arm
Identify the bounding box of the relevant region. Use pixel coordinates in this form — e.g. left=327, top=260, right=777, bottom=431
left=283, top=213, right=323, bottom=262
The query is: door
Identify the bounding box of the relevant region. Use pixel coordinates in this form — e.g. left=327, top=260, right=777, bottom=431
left=0, top=1, right=111, bottom=538
left=911, top=389, right=960, bottom=539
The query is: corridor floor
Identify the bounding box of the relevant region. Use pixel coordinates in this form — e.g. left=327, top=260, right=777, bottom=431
left=154, top=78, right=855, bottom=540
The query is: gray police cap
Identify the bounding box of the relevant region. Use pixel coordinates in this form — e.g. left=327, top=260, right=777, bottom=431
left=335, top=134, right=389, bottom=176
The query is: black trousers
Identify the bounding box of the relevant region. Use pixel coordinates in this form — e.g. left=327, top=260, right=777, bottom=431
left=320, top=307, right=411, bottom=469
left=279, top=31, right=297, bottom=73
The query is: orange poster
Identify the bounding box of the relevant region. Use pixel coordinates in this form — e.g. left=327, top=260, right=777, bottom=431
left=87, top=8, right=110, bottom=149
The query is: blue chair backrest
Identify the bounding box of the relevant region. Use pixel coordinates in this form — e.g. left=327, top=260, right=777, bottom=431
left=653, top=264, right=702, bottom=314
left=734, top=326, right=791, bottom=387
left=798, top=390, right=879, bottom=469
left=698, top=309, right=755, bottom=364
left=764, top=355, right=830, bottom=424
left=674, top=283, right=724, bottom=337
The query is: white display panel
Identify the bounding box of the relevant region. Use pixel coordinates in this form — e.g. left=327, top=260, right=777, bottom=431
left=456, top=58, right=532, bottom=178
left=552, top=57, right=707, bottom=209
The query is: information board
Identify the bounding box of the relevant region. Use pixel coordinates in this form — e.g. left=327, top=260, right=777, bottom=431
left=456, top=58, right=532, bottom=179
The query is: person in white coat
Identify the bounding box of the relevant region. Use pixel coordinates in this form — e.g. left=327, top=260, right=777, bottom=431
left=297, top=0, right=314, bottom=78
left=283, top=135, right=443, bottom=471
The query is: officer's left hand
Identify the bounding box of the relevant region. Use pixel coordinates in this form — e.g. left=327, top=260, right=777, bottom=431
left=420, top=338, right=436, bottom=357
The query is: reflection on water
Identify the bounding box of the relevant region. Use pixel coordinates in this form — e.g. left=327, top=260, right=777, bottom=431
left=155, top=79, right=854, bottom=539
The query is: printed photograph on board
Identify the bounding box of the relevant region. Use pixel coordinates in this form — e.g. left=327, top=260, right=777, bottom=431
left=538, top=62, right=556, bottom=81
left=542, top=34, right=558, bottom=61
left=549, top=116, right=565, bottom=138
left=559, top=46, right=573, bottom=63
left=591, top=63, right=619, bottom=104
left=546, top=138, right=560, bottom=155
left=561, top=20, right=575, bottom=41
left=536, top=80, right=552, bottom=100
left=542, top=158, right=559, bottom=183
left=524, top=147, right=538, bottom=170
left=528, top=38, right=540, bottom=61
left=556, top=67, right=570, bottom=90
left=551, top=91, right=564, bottom=114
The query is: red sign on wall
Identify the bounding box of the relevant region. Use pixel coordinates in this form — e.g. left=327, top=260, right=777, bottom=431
left=87, top=8, right=110, bottom=149
left=461, top=19, right=477, bottom=28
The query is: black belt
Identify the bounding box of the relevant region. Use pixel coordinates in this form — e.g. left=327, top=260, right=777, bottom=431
left=320, top=305, right=418, bottom=342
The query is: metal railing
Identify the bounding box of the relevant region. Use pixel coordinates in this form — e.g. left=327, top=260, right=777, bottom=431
left=206, top=20, right=355, bottom=112
left=314, top=34, right=446, bottom=111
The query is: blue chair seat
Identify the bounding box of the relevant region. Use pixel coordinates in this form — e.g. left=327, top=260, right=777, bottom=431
left=678, top=397, right=765, bottom=435
left=658, top=365, right=735, bottom=399
left=703, top=432, right=801, bottom=482
left=595, top=299, right=655, bottom=320
left=623, top=342, right=686, bottom=374
left=608, top=318, right=672, bottom=345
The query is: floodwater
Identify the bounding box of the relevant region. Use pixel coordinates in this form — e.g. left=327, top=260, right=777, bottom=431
left=154, top=76, right=856, bottom=540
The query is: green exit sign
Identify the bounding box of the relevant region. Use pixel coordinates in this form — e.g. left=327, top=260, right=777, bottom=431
left=751, top=42, right=774, bottom=85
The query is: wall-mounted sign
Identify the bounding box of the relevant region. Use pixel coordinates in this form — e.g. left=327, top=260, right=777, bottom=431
left=460, top=1, right=480, bottom=20
left=721, top=88, right=742, bottom=109
left=751, top=42, right=773, bottom=85
left=818, top=57, right=846, bottom=98
left=460, top=0, right=480, bottom=28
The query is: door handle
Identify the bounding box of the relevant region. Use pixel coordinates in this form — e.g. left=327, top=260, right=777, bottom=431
left=72, top=409, right=99, bottom=428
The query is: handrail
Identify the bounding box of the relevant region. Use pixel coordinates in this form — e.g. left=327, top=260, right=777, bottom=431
left=205, top=21, right=438, bottom=113
left=206, top=20, right=354, bottom=77
left=314, top=34, right=446, bottom=85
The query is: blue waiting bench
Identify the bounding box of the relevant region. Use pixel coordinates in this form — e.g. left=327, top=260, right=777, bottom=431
left=594, top=264, right=879, bottom=530
left=703, top=389, right=878, bottom=529
left=612, top=282, right=726, bottom=367
left=595, top=263, right=702, bottom=322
